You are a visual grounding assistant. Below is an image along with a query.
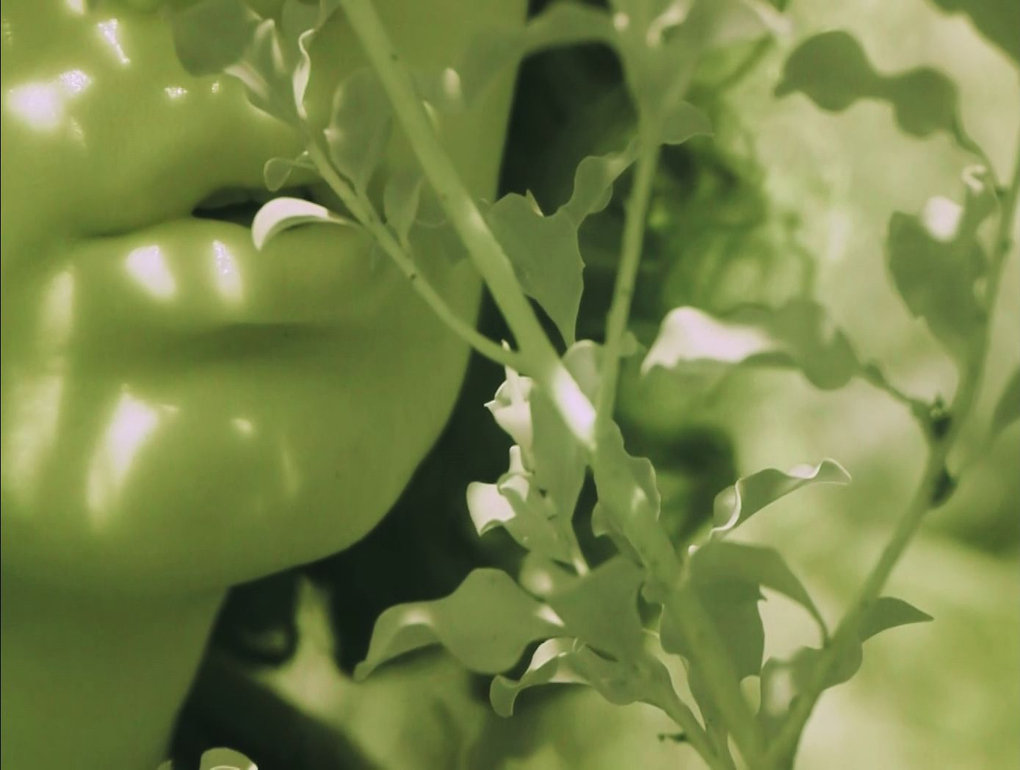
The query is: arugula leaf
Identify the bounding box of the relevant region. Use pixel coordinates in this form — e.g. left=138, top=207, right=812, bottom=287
left=518, top=553, right=578, bottom=599
left=455, top=3, right=616, bottom=107
left=642, top=300, right=861, bottom=390
left=660, top=542, right=826, bottom=683
left=547, top=557, right=646, bottom=660
left=886, top=168, right=996, bottom=366
left=776, top=30, right=977, bottom=146
left=529, top=384, right=587, bottom=525
left=490, top=635, right=680, bottom=716
left=197, top=747, right=258, bottom=770
left=486, top=192, right=585, bottom=347
left=325, top=68, right=394, bottom=194
left=661, top=578, right=765, bottom=679
left=928, top=0, right=1019, bottom=67
left=991, top=367, right=1020, bottom=436
left=354, top=569, right=562, bottom=680
left=383, top=169, right=424, bottom=249
left=560, top=145, right=638, bottom=227
left=467, top=454, right=581, bottom=566
left=223, top=18, right=302, bottom=125
left=591, top=422, right=680, bottom=598
left=489, top=638, right=589, bottom=717
left=168, top=0, right=259, bottom=76
left=858, top=596, right=933, bottom=642
left=711, top=459, right=852, bottom=537
left=251, top=197, right=359, bottom=250
left=688, top=541, right=827, bottom=636
left=659, top=100, right=714, bottom=146
left=485, top=368, right=535, bottom=461
left=263, top=151, right=315, bottom=192
left=759, top=597, right=931, bottom=734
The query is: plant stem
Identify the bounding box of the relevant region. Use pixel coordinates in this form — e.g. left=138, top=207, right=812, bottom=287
left=671, top=590, right=770, bottom=769
left=860, top=363, right=926, bottom=416
left=596, top=136, right=661, bottom=428
left=660, top=690, right=734, bottom=770
left=337, top=0, right=597, bottom=450
left=766, top=125, right=1020, bottom=768
left=305, top=142, right=519, bottom=370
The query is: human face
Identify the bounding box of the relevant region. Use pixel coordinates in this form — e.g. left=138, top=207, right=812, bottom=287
left=1, top=0, right=525, bottom=593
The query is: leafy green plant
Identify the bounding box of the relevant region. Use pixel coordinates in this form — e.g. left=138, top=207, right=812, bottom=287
left=168, top=0, right=1019, bottom=767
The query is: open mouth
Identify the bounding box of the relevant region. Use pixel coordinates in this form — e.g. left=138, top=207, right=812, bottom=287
left=192, top=185, right=318, bottom=230
left=191, top=181, right=357, bottom=230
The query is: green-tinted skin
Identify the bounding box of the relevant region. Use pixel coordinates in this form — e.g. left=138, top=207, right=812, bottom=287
left=0, top=1, right=525, bottom=767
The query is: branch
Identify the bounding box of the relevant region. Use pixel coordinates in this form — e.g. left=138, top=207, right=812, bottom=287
left=337, top=0, right=597, bottom=450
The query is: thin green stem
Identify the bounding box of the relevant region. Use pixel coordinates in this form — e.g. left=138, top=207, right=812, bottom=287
left=337, top=0, right=597, bottom=450
left=860, top=363, right=926, bottom=416
left=596, top=137, right=661, bottom=428
left=671, top=591, right=769, bottom=769
left=660, top=691, right=734, bottom=770
left=766, top=124, right=1020, bottom=768
left=306, top=141, right=519, bottom=370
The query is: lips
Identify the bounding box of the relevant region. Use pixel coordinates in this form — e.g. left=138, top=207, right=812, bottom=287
left=67, top=204, right=397, bottom=337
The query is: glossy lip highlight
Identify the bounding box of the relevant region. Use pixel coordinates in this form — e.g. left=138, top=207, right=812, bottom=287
left=60, top=209, right=402, bottom=344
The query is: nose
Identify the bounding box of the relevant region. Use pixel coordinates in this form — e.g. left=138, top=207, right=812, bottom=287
left=0, top=1, right=303, bottom=263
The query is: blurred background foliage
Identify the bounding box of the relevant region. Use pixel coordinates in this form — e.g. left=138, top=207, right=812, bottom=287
left=171, top=0, right=1019, bottom=767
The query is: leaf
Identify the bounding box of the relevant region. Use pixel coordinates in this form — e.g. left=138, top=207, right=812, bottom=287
left=688, top=541, right=827, bottom=636
left=251, top=197, right=358, bottom=250
left=485, top=369, right=535, bottom=459
left=886, top=168, right=995, bottom=366
left=563, top=340, right=605, bottom=403
left=642, top=300, right=861, bottom=390
left=759, top=596, right=931, bottom=732
left=484, top=367, right=585, bottom=532
left=776, top=31, right=973, bottom=145
left=661, top=578, right=765, bottom=679
left=466, top=481, right=517, bottom=536
left=661, top=543, right=828, bottom=683
left=486, top=192, right=585, bottom=347
left=383, top=169, right=424, bottom=248
left=518, top=553, right=578, bottom=599
left=507, top=473, right=580, bottom=565
left=858, top=596, right=933, bottom=642
left=354, top=569, right=562, bottom=681
left=198, top=747, right=257, bottom=770
left=224, top=18, right=301, bottom=125
left=455, top=3, right=616, bottom=106
left=711, top=459, right=852, bottom=537
left=547, top=557, right=646, bottom=659
left=263, top=152, right=314, bottom=192
left=659, top=100, right=713, bottom=146
left=569, top=642, right=677, bottom=707
left=676, top=0, right=789, bottom=51
left=490, top=635, right=679, bottom=716
left=992, top=367, right=1020, bottom=435
left=291, top=27, right=316, bottom=120
left=168, top=0, right=259, bottom=76
left=529, top=385, right=586, bottom=525
left=591, top=502, right=644, bottom=564
left=559, top=144, right=638, bottom=226
left=928, top=0, right=1019, bottom=67
left=489, top=638, right=589, bottom=717
left=466, top=445, right=578, bottom=565
left=325, top=69, right=393, bottom=194
left=590, top=422, right=680, bottom=599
